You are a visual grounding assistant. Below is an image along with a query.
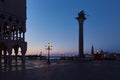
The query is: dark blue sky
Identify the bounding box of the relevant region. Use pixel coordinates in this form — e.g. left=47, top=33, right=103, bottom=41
left=26, top=0, right=120, bottom=55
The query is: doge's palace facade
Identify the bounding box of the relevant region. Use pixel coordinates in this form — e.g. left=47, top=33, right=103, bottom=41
left=0, top=0, right=27, bottom=65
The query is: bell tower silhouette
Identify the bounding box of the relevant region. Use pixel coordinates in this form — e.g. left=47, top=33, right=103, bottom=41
left=76, top=10, right=86, bottom=58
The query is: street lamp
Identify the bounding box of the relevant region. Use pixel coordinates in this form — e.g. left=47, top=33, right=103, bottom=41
left=45, top=43, right=52, bottom=64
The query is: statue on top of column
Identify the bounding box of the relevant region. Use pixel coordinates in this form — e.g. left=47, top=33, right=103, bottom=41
left=77, top=10, right=87, bottom=20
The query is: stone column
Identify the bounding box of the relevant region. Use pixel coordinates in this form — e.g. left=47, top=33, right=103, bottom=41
left=8, top=26, right=11, bottom=40
left=21, top=52, right=25, bottom=70
left=15, top=50, right=18, bottom=65
left=0, top=50, right=2, bottom=65
left=8, top=49, right=12, bottom=65
left=8, top=49, right=12, bottom=71
left=16, top=30, right=18, bottom=40
left=21, top=51, right=26, bottom=64
left=23, top=32, right=25, bottom=41
left=3, top=49, right=7, bottom=71
left=76, top=10, right=86, bottom=58
left=19, top=32, right=21, bottom=40
left=3, top=49, right=7, bottom=64
left=12, top=31, right=15, bottom=40
left=0, top=25, right=3, bottom=39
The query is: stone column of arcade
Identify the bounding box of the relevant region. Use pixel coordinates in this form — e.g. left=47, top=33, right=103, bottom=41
left=21, top=50, right=26, bottom=70
left=3, top=49, right=7, bottom=71
left=12, top=27, right=15, bottom=40
left=19, top=30, right=21, bottom=40
left=8, top=48, right=12, bottom=71
left=15, top=49, right=18, bottom=65
left=7, top=24, right=11, bottom=40
left=14, top=48, right=18, bottom=70
left=0, top=50, right=2, bottom=68
left=16, top=30, right=18, bottom=40
left=23, top=32, right=25, bottom=41
left=3, top=49, right=7, bottom=64
left=21, top=50, right=26, bottom=65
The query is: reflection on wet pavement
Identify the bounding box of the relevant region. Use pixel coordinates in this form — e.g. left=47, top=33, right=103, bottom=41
left=0, top=60, right=48, bottom=72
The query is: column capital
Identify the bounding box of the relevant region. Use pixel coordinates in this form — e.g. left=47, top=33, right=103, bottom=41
left=76, top=10, right=87, bottom=23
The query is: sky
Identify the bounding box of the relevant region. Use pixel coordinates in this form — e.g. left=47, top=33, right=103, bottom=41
left=26, top=0, right=120, bottom=56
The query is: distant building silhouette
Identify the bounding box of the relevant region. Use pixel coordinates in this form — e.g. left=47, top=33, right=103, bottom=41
left=76, top=10, right=86, bottom=58
left=91, top=45, right=94, bottom=55
left=0, top=0, right=27, bottom=65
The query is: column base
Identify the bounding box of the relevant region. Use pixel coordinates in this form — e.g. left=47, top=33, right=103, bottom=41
left=79, top=54, right=85, bottom=58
